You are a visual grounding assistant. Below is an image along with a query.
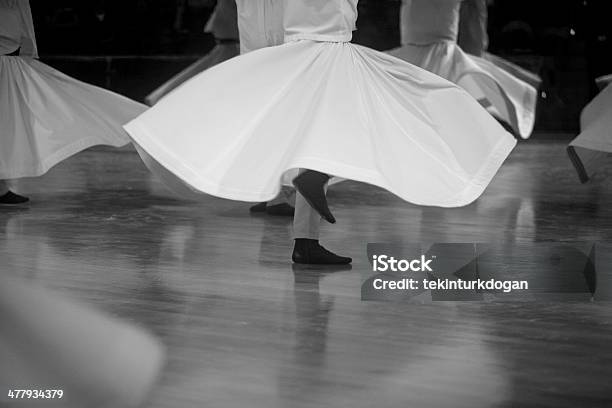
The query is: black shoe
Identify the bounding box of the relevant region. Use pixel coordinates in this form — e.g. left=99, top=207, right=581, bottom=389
left=292, top=171, right=335, bottom=224
left=266, top=202, right=295, bottom=216
left=249, top=202, right=267, bottom=213
left=0, top=191, right=29, bottom=205
left=292, top=239, right=351, bottom=265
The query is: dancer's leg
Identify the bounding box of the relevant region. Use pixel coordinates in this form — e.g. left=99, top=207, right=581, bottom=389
left=293, top=170, right=335, bottom=223
left=267, top=187, right=296, bottom=215
left=249, top=187, right=295, bottom=216
left=292, top=172, right=351, bottom=265
left=293, top=191, right=322, bottom=239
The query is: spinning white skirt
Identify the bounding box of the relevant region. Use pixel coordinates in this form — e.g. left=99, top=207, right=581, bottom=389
left=0, top=56, right=146, bottom=179
left=568, top=82, right=612, bottom=183
left=389, top=43, right=538, bottom=139
left=125, top=40, right=516, bottom=208
left=145, top=42, right=240, bottom=106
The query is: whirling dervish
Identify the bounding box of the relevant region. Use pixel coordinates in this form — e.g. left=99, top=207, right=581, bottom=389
left=124, top=0, right=516, bottom=264
left=388, top=0, right=538, bottom=139
left=0, top=0, right=146, bottom=204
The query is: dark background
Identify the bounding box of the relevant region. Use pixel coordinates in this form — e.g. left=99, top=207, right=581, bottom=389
left=30, top=0, right=612, bottom=132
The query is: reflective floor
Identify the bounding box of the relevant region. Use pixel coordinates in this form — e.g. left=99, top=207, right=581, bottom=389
left=1, top=138, right=612, bottom=407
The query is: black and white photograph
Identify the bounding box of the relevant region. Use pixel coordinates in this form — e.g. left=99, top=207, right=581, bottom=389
left=1, top=0, right=612, bottom=406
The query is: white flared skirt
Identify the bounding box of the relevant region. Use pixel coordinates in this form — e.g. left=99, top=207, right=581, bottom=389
left=568, top=83, right=612, bottom=183
left=145, top=42, right=240, bottom=106
left=125, top=40, right=516, bottom=208
left=0, top=56, right=147, bottom=179
left=389, top=42, right=538, bottom=139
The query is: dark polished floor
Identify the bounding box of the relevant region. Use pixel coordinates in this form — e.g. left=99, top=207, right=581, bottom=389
left=1, top=137, right=612, bottom=407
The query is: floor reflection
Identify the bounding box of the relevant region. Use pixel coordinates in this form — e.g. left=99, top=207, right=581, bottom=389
left=1, top=141, right=612, bottom=407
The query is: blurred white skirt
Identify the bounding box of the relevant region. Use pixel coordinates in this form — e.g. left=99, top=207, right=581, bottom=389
left=145, top=42, right=240, bottom=106
left=0, top=56, right=146, bottom=179
left=125, top=40, right=516, bottom=207
left=389, top=42, right=538, bottom=139
left=568, top=82, right=612, bottom=183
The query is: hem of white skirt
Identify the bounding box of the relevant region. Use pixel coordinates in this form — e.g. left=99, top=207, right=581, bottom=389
left=569, top=138, right=612, bottom=154
left=125, top=121, right=516, bottom=208
left=0, top=137, right=129, bottom=180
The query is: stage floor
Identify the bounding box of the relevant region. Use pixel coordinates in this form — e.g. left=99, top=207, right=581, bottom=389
left=2, top=137, right=612, bottom=407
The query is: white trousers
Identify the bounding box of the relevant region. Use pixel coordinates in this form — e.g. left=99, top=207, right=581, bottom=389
left=291, top=170, right=328, bottom=240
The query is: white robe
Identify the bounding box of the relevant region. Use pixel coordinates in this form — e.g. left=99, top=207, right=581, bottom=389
left=0, top=0, right=146, bottom=179
left=389, top=0, right=538, bottom=139
left=124, top=0, right=516, bottom=208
